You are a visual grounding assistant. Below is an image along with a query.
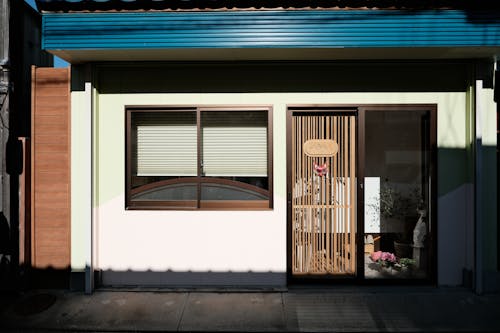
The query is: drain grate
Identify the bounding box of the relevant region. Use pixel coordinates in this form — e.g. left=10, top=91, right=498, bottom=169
left=14, top=293, right=56, bottom=316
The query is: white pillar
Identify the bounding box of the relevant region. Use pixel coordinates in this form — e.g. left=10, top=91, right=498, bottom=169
left=71, top=65, right=94, bottom=294
left=84, top=70, right=94, bottom=294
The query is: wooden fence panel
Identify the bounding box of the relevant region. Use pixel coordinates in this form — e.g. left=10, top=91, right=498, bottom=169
left=31, top=67, right=70, bottom=273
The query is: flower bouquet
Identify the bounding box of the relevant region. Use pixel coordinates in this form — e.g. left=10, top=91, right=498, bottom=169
left=370, top=251, right=397, bottom=267
left=370, top=251, right=416, bottom=277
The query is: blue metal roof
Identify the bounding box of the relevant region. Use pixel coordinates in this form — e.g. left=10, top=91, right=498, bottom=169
left=42, top=10, right=500, bottom=51
left=35, top=0, right=499, bottom=11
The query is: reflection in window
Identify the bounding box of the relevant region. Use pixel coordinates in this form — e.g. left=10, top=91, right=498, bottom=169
left=364, top=109, right=433, bottom=279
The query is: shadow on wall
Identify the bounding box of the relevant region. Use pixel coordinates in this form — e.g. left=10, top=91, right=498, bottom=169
left=0, top=213, right=12, bottom=288
left=18, top=143, right=495, bottom=290
left=437, top=146, right=497, bottom=220
left=21, top=266, right=286, bottom=290
left=437, top=145, right=497, bottom=287
left=14, top=267, right=70, bottom=290
left=96, top=270, right=286, bottom=288
left=438, top=148, right=472, bottom=198
left=88, top=62, right=473, bottom=94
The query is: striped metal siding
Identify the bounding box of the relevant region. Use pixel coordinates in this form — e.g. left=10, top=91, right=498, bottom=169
left=42, top=10, right=500, bottom=50
left=33, top=0, right=500, bottom=12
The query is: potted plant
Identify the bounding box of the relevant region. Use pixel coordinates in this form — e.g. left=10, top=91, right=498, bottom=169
left=377, top=180, right=422, bottom=258
left=369, top=251, right=397, bottom=268
left=394, top=257, right=416, bottom=277
left=370, top=252, right=416, bottom=277
left=397, top=257, right=416, bottom=268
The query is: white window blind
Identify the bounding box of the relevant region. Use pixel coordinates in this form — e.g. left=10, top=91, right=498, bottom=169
left=202, top=111, right=267, bottom=177
left=134, top=112, right=197, bottom=176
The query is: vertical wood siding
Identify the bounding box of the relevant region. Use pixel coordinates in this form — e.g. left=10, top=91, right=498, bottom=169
left=292, top=114, right=356, bottom=275
left=31, top=67, right=71, bottom=270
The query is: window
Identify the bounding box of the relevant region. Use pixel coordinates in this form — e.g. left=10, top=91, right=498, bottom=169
left=126, top=106, right=272, bottom=209
left=362, top=106, right=435, bottom=280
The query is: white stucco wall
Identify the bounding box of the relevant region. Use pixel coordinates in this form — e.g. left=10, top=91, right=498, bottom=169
left=72, top=77, right=477, bottom=286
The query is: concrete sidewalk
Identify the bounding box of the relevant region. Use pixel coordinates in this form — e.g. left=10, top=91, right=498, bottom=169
left=1, top=287, right=500, bottom=332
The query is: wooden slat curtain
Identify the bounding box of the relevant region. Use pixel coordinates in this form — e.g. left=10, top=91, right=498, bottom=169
left=291, top=114, right=356, bottom=275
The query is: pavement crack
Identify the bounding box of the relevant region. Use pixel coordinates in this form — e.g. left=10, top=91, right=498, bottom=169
left=176, top=292, right=190, bottom=331
left=280, top=292, right=287, bottom=331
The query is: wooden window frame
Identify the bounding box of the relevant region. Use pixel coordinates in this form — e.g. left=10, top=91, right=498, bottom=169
left=126, top=105, right=273, bottom=210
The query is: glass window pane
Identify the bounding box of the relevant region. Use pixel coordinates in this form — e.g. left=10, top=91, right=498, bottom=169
left=130, top=111, right=197, bottom=204
left=200, top=110, right=269, bottom=203
left=364, top=110, right=431, bottom=279
left=132, top=183, right=197, bottom=201
left=127, top=108, right=272, bottom=209
left=133, top=111, right=197, bottom=177
left=201, top=111, right=268, bottom=177
left=201, top=182, right=268, bottom=201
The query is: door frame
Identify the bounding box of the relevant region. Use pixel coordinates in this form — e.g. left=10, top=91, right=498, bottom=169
left=286, top=105, right=359, bottom=282
left=286, top=104, right=437, bottom=284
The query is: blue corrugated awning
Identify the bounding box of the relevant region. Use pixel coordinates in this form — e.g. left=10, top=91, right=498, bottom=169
left=35, top=0, right=500, bottom=12
left=42, top=10, right=500, bottom=49
left=39, top=7, right=500, bottom=62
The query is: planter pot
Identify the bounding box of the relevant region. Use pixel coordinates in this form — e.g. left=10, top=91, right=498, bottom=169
left=377, top=265, right=413, bottom=278
left=394, top=241, right=412, bottom=258
left=395, top=266, right=414, bottom=278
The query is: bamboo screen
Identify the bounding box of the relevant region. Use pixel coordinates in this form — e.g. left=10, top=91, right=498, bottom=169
left=291, top=114, right=356, bottom=275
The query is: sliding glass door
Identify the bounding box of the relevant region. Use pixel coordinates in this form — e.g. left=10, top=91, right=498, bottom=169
left=287, top=105, right=436, bottom=282
left=362, top=106, right=435, bottom=280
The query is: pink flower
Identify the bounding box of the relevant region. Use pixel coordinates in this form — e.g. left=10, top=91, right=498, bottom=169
left=370, top=251, right=397, bottom=266
left=370, top=251, right=383, bottom=262
left=381, top=252, right=396, bottom=263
